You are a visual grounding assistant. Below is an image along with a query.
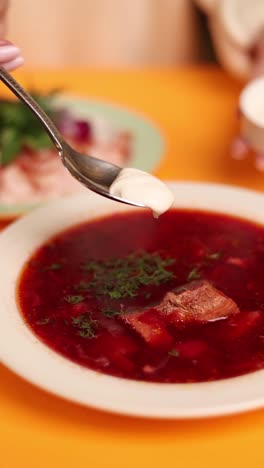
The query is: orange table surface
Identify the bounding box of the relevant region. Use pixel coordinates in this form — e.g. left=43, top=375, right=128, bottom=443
left=1, top=66, right=264, bottom=468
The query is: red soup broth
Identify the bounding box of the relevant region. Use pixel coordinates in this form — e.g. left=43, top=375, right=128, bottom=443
left=18, top=210, right=264, bottom=383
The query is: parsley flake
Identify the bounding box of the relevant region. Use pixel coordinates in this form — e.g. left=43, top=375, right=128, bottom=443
left=65, top=295, right=84, bottom=304
left=102, top=309, right=122, bottom=318
left=35, top=318, right=50, bottom=325
left=74, top=280, right=90, bottom=292
left=187, top=267, right=201, bottom=281
left=174, top=285, right=188, bottom=294
left=44, top=263, right=61, bottom=271
left=80, top=251, right=175, bottom=299
left=71, top=314, right=97, bottom=339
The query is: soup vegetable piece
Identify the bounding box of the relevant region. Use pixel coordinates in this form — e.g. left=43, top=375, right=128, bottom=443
left=18, top=209, right=264, bottom=383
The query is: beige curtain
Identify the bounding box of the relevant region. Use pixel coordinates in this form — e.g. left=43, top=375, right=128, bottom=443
left=8, top=0, right=201, bottom=67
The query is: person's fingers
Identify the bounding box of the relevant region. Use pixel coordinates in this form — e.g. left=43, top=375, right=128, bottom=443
left=216, top=0, right=264, bottom=50
left=209, top=14, right=251, bottom=80
left=0, top=41, right=24, bottom=70
left=0, top=43, right=21, bottom=62
left=230, top=137, right=249, bottom=160
left=0, top=1, right=8, bottom=38
left=3, top=56, right=24, bottom=71
left=0, top=0, right=8, bottom=15
left=193, top=0, right=217, bottom=14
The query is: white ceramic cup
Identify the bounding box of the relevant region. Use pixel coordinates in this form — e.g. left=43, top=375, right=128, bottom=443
left=240, top=76, right=264, bottom=155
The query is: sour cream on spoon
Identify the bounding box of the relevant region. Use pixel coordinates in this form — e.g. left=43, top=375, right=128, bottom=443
left=110, top=168, right=174, bottom=217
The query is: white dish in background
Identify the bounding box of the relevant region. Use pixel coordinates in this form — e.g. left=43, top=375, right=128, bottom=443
left=239, top=77, right=264, bottom=154
left=1, top=182, right=264, bottom=419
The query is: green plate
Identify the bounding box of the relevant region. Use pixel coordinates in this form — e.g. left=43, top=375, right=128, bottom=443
left=0, top=96, right=165, bottom=216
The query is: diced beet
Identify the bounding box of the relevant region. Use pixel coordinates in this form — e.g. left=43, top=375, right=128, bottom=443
left=71, top=302, right=88, bottom=316
left=31, top=293, right=42, bottom=308
left=226, top=257, right=246, bottom=267
left=142, top=356, right=170, bottom=375
left=92, top=331, right=138, bottom=357
left=103, top=333, right=137, bottom=374
left=143, top=364, right=156, bottom=374
left=110, top=353, right=136, bottom=374
left=107, top=333, right=138, bottom=355
left=176, top=340, right=209, bottom=359
left=99, top=316, right=124, bottom=337
left=119, top=308, right=173, bottom=349
left=157, top=280, right=239, bottom=324
left=91, top=331, right=136, bottom=374
left=224, top=311, right=262, bottom=340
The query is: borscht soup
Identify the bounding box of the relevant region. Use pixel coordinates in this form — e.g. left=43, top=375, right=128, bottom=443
left=18, top=209, right=264, bottom=383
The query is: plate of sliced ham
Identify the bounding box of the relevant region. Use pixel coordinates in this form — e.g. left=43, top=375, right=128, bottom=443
left=0, top=94, right=164, bottom=216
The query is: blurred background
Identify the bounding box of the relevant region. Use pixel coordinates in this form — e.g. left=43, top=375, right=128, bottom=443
left=8, top=0, right=214, bottom=68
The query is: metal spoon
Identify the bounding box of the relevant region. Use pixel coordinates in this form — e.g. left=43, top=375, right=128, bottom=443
left=0, top=67, right=145, bottom=208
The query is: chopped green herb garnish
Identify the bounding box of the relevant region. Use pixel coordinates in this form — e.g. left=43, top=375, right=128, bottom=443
left=78, top=330, right=95, bottom=338
left=71, top=314, right=97, bottom=339
left=65, top=295, right=84, bottom=304
left=102, top=309, right=121, bottom=318
left=80, top=251, right=175, bottom=299
left=74, top=281, right=90, bottom=292
left=174, top=285, right=188, bottom=294
left=187, top=267, right=201, bottom=281
left=0, top=92, right=58, bottom=167
left=0, top=128, right=22, bottom=166
left=35, top=318, right=50, bottom=325
left=168, top=349, right=180, bottom=357
left=44, top=263, right=62, bottom=271
left=206, top=252, right=221, bottom=260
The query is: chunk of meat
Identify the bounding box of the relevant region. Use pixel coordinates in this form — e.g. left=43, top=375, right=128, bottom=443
left=157, top=280, right=239, bottom=324
left=119, top=308, right=173, bottom=349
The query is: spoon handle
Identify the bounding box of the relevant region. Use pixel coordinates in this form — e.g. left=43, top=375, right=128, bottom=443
left=0, top=66, right=64, bottom=151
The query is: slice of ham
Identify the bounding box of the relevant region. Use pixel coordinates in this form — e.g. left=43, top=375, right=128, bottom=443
left=0, top=149, right=86, bottom=203
left=119, top=308, right=173, bottom=349
left=157, top=280, right=239, bottom=324
left=0, top=124, right=131, bottom=204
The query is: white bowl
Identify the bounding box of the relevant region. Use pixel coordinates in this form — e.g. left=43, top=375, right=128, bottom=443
left=1, top=182, right=264, bottom=419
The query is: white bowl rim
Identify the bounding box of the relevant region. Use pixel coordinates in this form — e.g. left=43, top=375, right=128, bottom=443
left=1, top=181, right=264, bottom=419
